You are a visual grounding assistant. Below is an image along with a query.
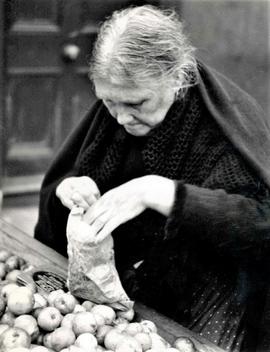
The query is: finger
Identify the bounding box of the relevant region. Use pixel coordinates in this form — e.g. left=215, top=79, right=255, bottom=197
left=95, top=217, right=121, bottom=244
left=71, top=192, right=90, bottom=210
left=60, top=197, right=75, bottom=210
left=91, top=217, right=107, bottom=234
left=79, top=178, right=101, bottom=198
left=84, top=193, right=99, bottom=207
left=83, top=200, right=108, bottom=225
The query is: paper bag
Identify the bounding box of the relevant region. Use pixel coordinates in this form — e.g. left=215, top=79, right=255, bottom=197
left=66, top=207, right=133, bottom=311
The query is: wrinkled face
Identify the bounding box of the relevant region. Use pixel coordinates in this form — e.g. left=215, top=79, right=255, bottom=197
left=94, top=78, right=175, bottom=136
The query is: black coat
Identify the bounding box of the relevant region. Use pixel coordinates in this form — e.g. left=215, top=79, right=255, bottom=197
left=34, top=62, right=270, bottom=351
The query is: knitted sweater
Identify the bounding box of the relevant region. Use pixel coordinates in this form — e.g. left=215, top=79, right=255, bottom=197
left=34, top=62, right=270, bottom=351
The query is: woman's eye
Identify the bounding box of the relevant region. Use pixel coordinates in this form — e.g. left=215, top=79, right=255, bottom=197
left=128, top=100, right=146, bottom=108
left=129, top=103, right=141, bottom=108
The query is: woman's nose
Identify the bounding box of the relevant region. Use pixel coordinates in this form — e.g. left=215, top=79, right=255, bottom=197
left=116, top=113, right=133, bottom=125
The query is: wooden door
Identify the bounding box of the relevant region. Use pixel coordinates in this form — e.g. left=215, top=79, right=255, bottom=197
left=2, top=0, right=151, bottom=194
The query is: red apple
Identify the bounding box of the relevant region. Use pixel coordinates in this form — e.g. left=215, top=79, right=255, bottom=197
left=0, top=249, right=12, bottom=262
left=14, top=314, right=39, bottom=341
left=0, top=282, right=20, bottom=301
left=61, top=313, right=75, bottom=330
left=91, top=304, right=116, bottom=325
left=50, top=327, right=76, bottom=351
left=5, top=255, right=21, bottom=272
left=0, top=324, right=9, bottom=336
left=6, top=270, right=23, bottom=283
left=47, top=289, right=65, bottom=307
left=7, top=286, right=35, bottom=315
left=0, top=310, right=16, bottom=326
left=53, top=293, right=77, bottom=315
left=117, top=308, right=135, bottom=322
left=74, top=332, right=98, bottom=350
left=81, top=300, right=95, bottom=311
left=72, top=311, right=97, bottom=336
left=0, top=327, right=31, bottom=351
left=96, top=325, right=113, bottom=345
left=37, top=307, right=63, bottom=332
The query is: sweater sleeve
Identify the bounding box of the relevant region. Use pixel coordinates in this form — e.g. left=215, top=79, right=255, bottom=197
left=34, top=101, right=104, bottom=256
left=165, top=181, right=270, bottom=260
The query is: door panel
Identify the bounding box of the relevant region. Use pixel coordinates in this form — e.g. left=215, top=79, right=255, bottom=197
left=5, top=0, right=62, bottom=179
left=2, top=0, right=158, bottom=192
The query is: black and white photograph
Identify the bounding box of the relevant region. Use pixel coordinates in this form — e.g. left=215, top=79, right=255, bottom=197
left=0, top=1, right=269, bottom=351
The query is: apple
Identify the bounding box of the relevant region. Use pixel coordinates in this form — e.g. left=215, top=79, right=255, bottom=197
left=140, top=320, right=157, bottom=333
left=34, top=330, right=45, bottom=345
left=20, top=263, right=35, bottom=273
left=117, top=308, right=135, bottom=322
left=9, top=348, right=30, bottom=352
left=92, top=313, right=106, bottom=328
left=113, top=317, right=129, bottom=330
left=0, top=327, right=31, bottom=351
left=6, top=270, right=22, bottom=283
left=74, top=332, right=98, bottom=350
left=61, top=313, right=75, bottom=330
left=125, top=322, right=143, bottom=336
left=0, top=324, right=9, bottom=336
left=50, top=327, right=76, bottom=352
left=0, top=282, right=20, bottom=301
left=0, top=262, right=7, bottom=279
left=72, top=311, right=97, bottom=336
left=72, top=304, right=86, bottom=313
left=53, top=293, right=77, bottom=315
left=60, top=346, right=86, bottom=352
left=43, top=333, right=53, bottom=349
left=134, top=332, right=152, bottom=351
left=47, top=289, right=65, bottom=307
left=0, top=249, right=12, bottom=262
left=149, top=332, right=170, bottom=350
left=0, top=310, right=16, bottom=326
left=96, top=324, right=113, bottom=345
left=81, top=300, right=95, bottom=311
left=173, top=336, right=197, bottom=352
left=104, top=328, right=127, bottom=350
left=5, top=255, right=21, bottom=272
left=14, top=314, right=39, bottom=341
left=32, top=307, right=43, bottom=320
left=96, top=346, right=107, bottom=352
left=91, top=304, right=116, bottom=325
left=37, top=307, right=63, bottom=332
left=166, top=349, right=182, bottom=352
left=115, top=335, right=142, bottom=352
left=7, top=286, right=35, bottom=315
left=31, top=346, right=54, bottom=352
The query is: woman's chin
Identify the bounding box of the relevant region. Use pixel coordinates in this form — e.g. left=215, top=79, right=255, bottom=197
left=124, top=124, right=151, bottom=136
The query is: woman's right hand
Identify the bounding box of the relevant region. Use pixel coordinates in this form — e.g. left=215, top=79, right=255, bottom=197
left=56, top=176, right=100, bottom=210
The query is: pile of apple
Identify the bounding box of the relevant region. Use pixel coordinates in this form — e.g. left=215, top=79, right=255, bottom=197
left=0, top=249, right=196, bottom=352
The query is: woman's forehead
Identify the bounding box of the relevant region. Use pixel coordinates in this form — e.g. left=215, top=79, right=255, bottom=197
left=94, top=78, right=154, bottom=101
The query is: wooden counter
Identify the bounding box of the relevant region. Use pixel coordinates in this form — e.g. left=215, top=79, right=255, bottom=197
left=0, top=218, right=225, bottom=352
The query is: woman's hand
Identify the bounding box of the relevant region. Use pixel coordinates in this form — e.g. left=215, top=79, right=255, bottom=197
left=56, top=176, right=100, bottom=210
left=83, top=175, right=176, bottom=243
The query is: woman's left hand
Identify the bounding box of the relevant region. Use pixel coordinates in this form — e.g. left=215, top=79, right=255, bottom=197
left=83, top=175, right=176, bottom=243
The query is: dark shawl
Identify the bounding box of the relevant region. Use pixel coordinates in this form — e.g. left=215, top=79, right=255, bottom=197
left=34, top=62, right=270, bottom=351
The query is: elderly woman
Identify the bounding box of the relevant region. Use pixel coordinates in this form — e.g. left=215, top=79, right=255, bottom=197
left=35, top=5, right=270, bottom=351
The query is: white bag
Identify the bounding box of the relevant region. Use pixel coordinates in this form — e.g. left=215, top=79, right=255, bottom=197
left=66, top=206, right=133, bottom=311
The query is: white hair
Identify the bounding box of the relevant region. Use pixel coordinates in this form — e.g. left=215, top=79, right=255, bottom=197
left=89, top=5, right=198, bottom=94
